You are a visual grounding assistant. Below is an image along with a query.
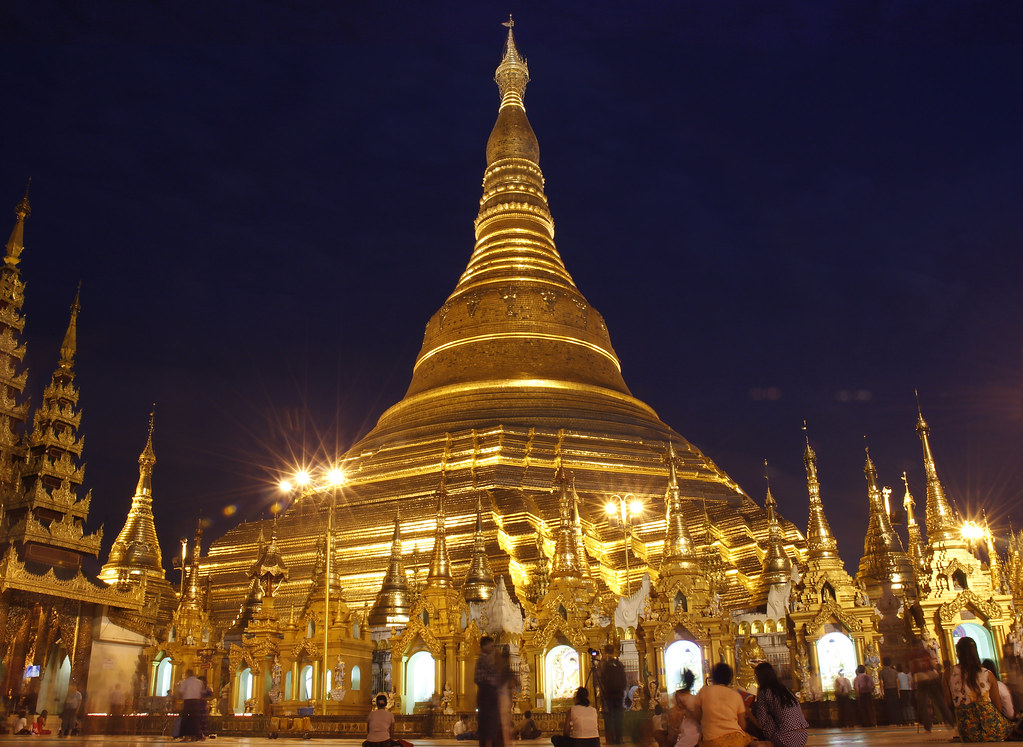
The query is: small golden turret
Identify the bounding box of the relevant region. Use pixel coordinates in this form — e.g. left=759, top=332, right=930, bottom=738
left=659, top=441, right=699, bottom=575
left=4, top=181, right=30, bottom=267
left=915, top=396, right=967, bottom=551
left=463, top=492, right=495, bottom=603
left=984, top=510, right=1002, bottom=590
left=803, top=424, right=839, bottom=561
left=100, top=409, right=167, bottom=584
left=857, top=446, right=915, bottom=596
left=759, top=462, right=792, bottom=587
left=249, top=517, right=289, bottom=599
left=58, top=284, right=80, bottom=374
left=902, top=472, right=927, bottom=575
left=368, top=512, right=411, bottom=627
left=426, top=473, right=453, bottom=589
left=550, top=466, right=591, bottom=584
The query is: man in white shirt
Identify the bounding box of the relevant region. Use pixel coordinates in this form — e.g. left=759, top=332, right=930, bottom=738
left=834, top=671, right=854, bottom=727
left=176, top=669, right=205, bottom=739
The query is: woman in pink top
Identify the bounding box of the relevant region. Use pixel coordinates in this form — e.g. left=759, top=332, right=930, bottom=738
left=696, top=662, right=755, bottom=747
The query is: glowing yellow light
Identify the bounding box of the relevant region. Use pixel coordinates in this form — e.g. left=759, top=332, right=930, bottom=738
left=326, top=467, right=345, bottom=486
left=222, top=504, right=237, bottom=517
left=605, top=503, right=617, bottom=515
left=630, top=499, right=643, bottom=516
left=961, top=521, right=985, bottom=541
left=278, top=480, right=292, bottom=493
left=295, top=470, right=311, bottom=487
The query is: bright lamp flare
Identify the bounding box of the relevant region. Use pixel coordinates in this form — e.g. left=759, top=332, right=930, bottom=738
left=605, top=502, right=617, bottom=515
left=630, top=499, right=643, bottom=516
left=961, top=521, right=985, bottom=541
left=278, top=480, right=292, bottom=493
left=327, top=467, right=345, bottom=486
left=295, top=470, right=311, bottom=487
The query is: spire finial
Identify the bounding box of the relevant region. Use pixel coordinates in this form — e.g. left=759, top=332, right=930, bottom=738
left=495, top=15, right=529, bottom=110
left=58, top=283, right=82, bottom=372
left=5, top=181, right=32, bottom=265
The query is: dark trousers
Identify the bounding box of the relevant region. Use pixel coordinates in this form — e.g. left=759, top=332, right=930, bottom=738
left=899, top=690, right=915, bottom=723
left=602, top=701, right=624, bottom=744
left=884, top=690, right=900, bottom=724
left=836, top=693, right=855, bottom=727
left=915, top=680, right=954, bottom=731
left=856, top=693, right=877, bottom=727
left=180, top=699, right=203, bottom=737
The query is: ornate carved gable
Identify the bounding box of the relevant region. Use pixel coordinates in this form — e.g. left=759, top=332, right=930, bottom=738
left=939, top=589, right=1002, bottom=625
left=290, top=637, right=320, bottom=661
left=653, top=608, right=709, bottom=642
left=394, top=614, right=442, bottom=657
left=531, top=616, right=587, bottom=652
left=805, top=599, right=864, bottom=635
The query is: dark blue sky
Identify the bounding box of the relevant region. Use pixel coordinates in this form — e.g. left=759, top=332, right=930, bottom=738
left=1, top=2, right=1020, bottom=577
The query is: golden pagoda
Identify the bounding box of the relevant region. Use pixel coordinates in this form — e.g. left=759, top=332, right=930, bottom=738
left=856, top=445, right=915, bottom=599
left=198, top=20, right=806, bottom=713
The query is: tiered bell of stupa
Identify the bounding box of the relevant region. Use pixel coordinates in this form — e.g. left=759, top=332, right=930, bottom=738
left=857, top=446, right=915, bottom=598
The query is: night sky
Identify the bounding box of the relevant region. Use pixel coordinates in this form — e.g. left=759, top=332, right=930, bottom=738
left=1, top=2, right=1020, bottom=581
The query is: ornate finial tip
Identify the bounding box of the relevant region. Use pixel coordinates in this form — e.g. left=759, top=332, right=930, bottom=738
left=502, top=13, right=514, bottom=29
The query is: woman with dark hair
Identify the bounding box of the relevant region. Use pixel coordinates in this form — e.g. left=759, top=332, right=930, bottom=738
left=666, top=669, right=700, bottom=747
left=949, top=636, right=1013, bottom=741
left=751, top=663, right=808, bottom=747
left=552, top=687, right=599, bottom=747
left=696, top=662, right=754, bottom=747
left=364, top=694, right=395, bottom=747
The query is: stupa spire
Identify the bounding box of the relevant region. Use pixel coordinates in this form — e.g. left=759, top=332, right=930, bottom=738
left=427, top=470, right=453, bottom=589
left=857, top=444, right=915, bottom=595
left=4, top=180, right=30, bottom=267
left=463, top=491, right=496, bottom=603
left=803, top=423, right=839, bottom=560
left=100, top=407, right=167, bottom=585
left=400, top=20, right=629, bottom=405
left=368, top=511, right=411, bottom=627
left=902, top=472, right=927, bottom=573
left=58, top=283, right=81, bottom=373
left=660, top=441, right=699, bottom=575
left=0, top=187, right=33, bottom=503
left=760, top=460, right=792, bottom=586
left=915, top=394, right=966, bottom=549
left=550, top=465, right=591, bottom=583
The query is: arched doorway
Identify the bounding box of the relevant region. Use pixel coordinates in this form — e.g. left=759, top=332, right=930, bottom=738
left=236, top=668, right=253, bottom=713
left=299, top=665, right=314, bottom=700
left=953, top=623, right=996, bottom=667
left=154, top=657, right=173, bottom=697
left=37, top=648, right=70, bottom=714
left=405, top=651, right=435, bottom=715
left=816, top=632, right=858, bottom=694
left=664, top=640, right=704, bottom=695
left=544, top=645, right=581, bottom=710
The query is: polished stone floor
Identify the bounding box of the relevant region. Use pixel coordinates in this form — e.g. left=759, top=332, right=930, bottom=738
left=0, top=725, right=962, bottom=745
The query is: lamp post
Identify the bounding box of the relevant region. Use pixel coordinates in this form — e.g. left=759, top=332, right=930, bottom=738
left=280, top=465, right=345, bottom=713
left=606, top=494, right=643, bottom=595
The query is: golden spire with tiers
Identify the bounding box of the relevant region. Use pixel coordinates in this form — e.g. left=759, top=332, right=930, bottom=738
left=857, top=445, right=915, bottom=596
left=902, top=472, right=927, bottom=574
left=759, top=462, right=792, bottom=589
left=3, top=288, right=102, bottom=569
left=659, top=441, right=699, bottom=575
left=100, top=409, right=168, bottom=585
left=462, top=492, right=495, bottom=603
left=915, top=397, right=967, bottom=551
left=426, top=472, right=453, bottom=589
left=803, top=424, right=839, bottom=561
left=368, top=512, right=411, bottom=627
left=0, top=186, right=32, bottom=506
left=550, top=465, right=592, bottom=585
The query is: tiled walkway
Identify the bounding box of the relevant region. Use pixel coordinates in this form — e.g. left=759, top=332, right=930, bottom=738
left=0, top=726, right=961, bottom=746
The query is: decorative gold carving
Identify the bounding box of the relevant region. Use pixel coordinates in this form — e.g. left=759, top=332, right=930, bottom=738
left=805, top=599, right=863, bottom=634
left=0, top=547, right=140, bottom=608
left=938, top=589, right=1001, bottom=625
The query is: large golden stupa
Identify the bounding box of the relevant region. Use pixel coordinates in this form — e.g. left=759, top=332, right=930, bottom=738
left=202, top=23, right=804, bottom=623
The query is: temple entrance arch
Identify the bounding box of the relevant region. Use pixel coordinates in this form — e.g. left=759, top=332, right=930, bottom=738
left=815, top=631, right=857, bottom=694
left=37, top=647, right=70, bottom=714
left=405, top=651, right=435, bottom=715
left=664, top=640, right=703, bottom=695
left=236, top=668, right=253, bottom=713
left=154, top=656, right=173, bottom=697
left=953, top=623, right=996, bottom=666
left=544, top=645, right=581, bottom=710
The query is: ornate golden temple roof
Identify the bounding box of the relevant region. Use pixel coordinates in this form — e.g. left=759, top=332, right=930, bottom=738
left=200, top=22, right=806, bottom=623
